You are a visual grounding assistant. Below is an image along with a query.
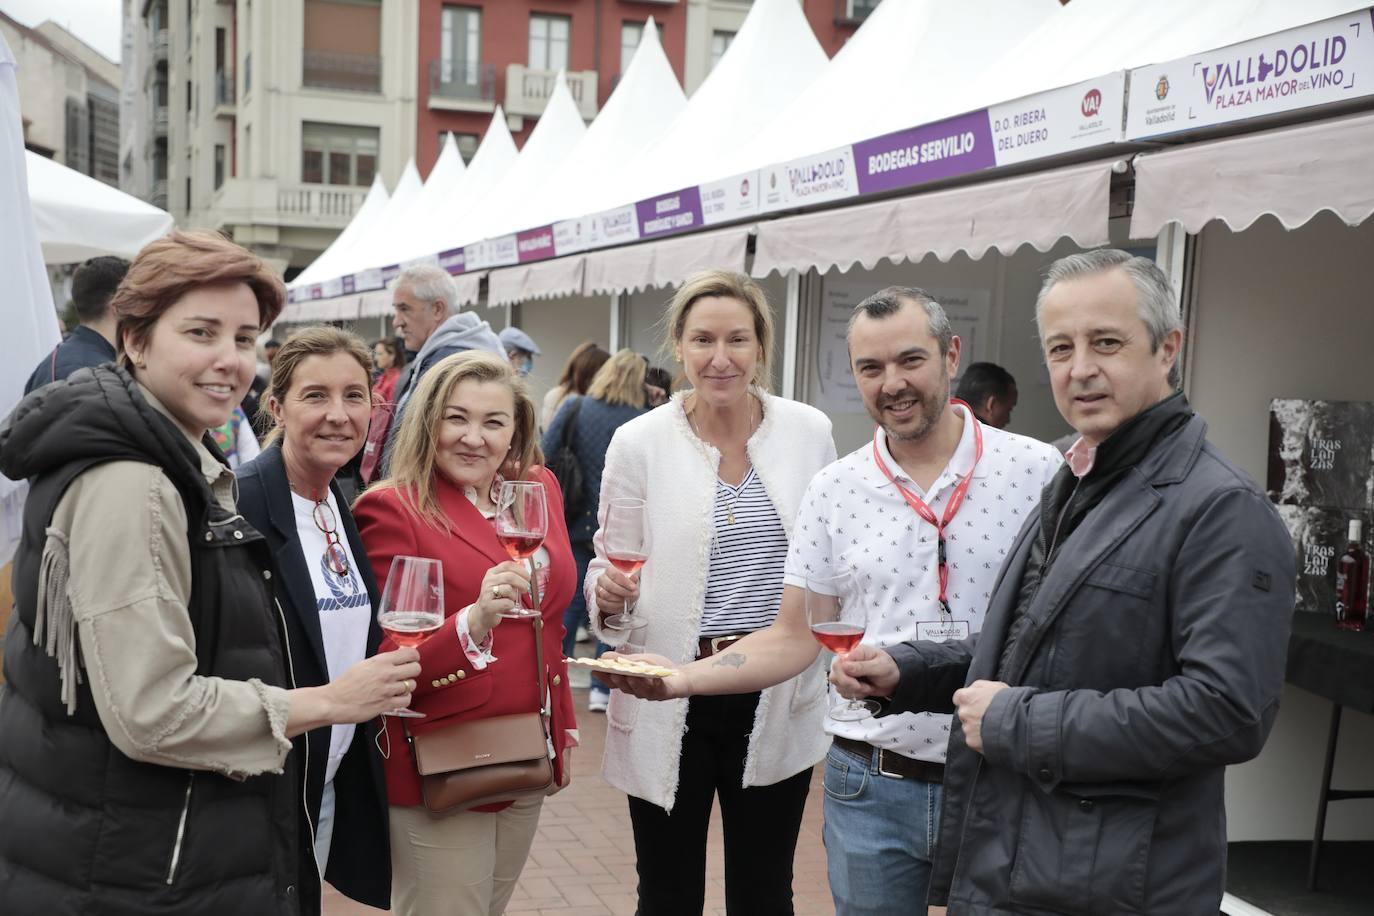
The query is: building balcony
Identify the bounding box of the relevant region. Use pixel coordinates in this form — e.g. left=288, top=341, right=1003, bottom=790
left=152, top=29, right=169, bottom=63
left=505, top=65, right=597, bottom=121
left=153, top=105, right=169, bottom=137
left=213, top=178, right=366, bottom=230
left=214, top=69, right=235, bottom=115
left=150, top=179, right=168, bottom=209
left=303, top=49, right=382, bottom=94
left=428, top=60, right=496, bottom=113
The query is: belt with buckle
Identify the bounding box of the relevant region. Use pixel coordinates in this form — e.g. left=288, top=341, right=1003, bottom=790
left=696, top=633, right=747, bottom=659
left=833, top=736, right=945, bottom=782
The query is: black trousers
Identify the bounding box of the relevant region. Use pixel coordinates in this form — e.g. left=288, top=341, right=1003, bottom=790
left=628, top=692, right=813, bottom=916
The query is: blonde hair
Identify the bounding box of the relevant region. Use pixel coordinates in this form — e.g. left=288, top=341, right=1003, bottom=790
left=262, top=325, right=373, bottom=445
left=659, top=269, right=774, bottom=390
left=374, top=350, right=543, bottom=530
left=586, top=348, right=648, bottom=408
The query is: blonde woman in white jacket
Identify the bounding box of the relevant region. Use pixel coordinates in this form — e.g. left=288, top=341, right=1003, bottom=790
left=586, top=270, right=835, bottom=915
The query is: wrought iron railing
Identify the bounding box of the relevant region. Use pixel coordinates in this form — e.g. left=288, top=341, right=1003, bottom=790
left=303, top=49, right=382, bottom=93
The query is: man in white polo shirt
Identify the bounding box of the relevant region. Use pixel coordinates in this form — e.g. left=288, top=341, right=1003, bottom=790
left=602, top=287, right=1062, bottom=914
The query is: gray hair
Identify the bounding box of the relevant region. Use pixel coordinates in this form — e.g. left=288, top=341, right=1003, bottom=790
left=1034, top=249, right=1183, bottom=387
left=847, top=286, right=953, bottom=354
left=393, top=264, right=459, bottom=316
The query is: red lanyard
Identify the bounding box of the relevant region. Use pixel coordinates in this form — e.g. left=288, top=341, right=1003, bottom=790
left=870, top=400, right=984, bottom=619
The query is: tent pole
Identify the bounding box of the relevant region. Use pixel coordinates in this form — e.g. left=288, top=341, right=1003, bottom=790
left=609, top=292, right=623, bottom=351
left=782, top=270, right=799, bottom=400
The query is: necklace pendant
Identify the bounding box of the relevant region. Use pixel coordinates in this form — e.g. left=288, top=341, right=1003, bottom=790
left=727, top=508, right=736, bottom=525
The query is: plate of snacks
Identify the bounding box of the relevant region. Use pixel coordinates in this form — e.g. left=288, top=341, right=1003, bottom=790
left=564, top=656, right=677, bottom=679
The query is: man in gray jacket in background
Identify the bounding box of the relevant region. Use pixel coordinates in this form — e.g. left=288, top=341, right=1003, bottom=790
left=837, top=249, right=1296, bottom=915
left=378, top=264, right=504, bottom=475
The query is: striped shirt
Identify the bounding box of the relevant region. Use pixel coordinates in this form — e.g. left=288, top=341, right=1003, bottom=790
left=699, top=468, right=790, bottom=637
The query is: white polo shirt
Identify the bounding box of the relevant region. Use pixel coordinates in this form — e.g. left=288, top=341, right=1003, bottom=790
left=784, top=405, right=1063, bottom=762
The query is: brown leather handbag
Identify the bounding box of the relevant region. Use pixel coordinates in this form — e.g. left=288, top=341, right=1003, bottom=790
left=406, top=616, right=556, bottom=813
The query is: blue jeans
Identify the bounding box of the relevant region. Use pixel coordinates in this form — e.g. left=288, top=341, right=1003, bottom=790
left=823, top=743, right=943, bottom=916
left=562, top=540, right=609, bottom=689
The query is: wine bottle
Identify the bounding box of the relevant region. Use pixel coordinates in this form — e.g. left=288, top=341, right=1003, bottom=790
left=1334, top=519, right=1369, bottom=631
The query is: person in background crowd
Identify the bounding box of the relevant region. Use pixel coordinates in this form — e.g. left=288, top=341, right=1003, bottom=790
left=541, top=349, right=651, bottom=712
left=500, top=326, right=541, bottom=377
left=372, top=337, right=406, bottom=405
left=377, top=265, right=503, bottom=477
left=602, top=287, right=1062, bottom=916
left=954, top=361, right=1018, bottom=429
left=354, top=350, right=577, bottom=916
left=264, top=338, right=282, bottom=371
left=236, top=326, right=393, bottom=914
left=0, top=231, right=420, bottom=914
left=209, top=402, right=261, bottom=469
left=644, top=366, right=673, bottom=407
left=835, top=250, right=1295, bottom=915
left=24, top=255, right=129, bottom=394
left=587, top=270, right=836, bottom=915
left=541, top=341, right=610, bottom=429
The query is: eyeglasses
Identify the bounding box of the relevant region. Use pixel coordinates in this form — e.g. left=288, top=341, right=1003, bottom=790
left=312, top=499, right=350, bottom=577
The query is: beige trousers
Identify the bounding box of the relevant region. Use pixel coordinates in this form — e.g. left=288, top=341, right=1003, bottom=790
left=389, top=797, right=543, bottom=916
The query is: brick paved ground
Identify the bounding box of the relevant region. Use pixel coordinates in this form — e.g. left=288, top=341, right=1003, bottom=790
left=324, top=685, right=835, bottom=916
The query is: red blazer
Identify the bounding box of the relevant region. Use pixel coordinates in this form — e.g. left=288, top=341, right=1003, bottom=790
left=353, top=466, right=577, bottom=808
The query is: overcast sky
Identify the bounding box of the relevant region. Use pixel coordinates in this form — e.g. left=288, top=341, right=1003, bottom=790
left=2, top=0, right=122, bottom=63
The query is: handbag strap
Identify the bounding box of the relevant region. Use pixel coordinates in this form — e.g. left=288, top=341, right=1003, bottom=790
left=532, top=611, right=548, bottom=717
left=558, top=396, right=584, bottom=454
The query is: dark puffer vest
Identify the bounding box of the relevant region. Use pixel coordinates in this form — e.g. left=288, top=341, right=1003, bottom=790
left=0, top=366, right=300, bottom=916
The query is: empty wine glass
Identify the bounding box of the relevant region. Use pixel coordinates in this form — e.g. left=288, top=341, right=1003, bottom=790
left=603, top=497, right=649, bottom=632
left=495, top=480, right=547, bottom=620
left=806, top=570, right=878, bottom=721
left=376, top=555, right=445, bottom=718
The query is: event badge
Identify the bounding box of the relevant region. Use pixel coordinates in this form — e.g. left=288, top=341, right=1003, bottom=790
left=916, top=620, right=970, bottom=642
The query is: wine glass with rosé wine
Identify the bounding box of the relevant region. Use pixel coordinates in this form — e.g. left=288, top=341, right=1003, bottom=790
left=376, top=555, right=445, bottom=718
left=495, top=480, right=548, bottom=619
left=603, top=497, right=650, bottom=633
left=806, top=569, right=879, bottom=722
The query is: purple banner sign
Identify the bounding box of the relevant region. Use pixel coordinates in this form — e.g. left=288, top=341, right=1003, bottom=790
left=517, top=226, right=556, bottom=263
left=438, top=246, right=466, bottom=273
left=381, top=265, right=402, bottom=285
left=635, top=187, right=704, bottom=240
left=341, top=275, right=356, bottom=294
left=853, top=109, right=997, bottom=196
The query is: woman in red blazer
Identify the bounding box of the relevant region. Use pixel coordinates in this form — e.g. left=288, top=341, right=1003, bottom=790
left=353, top=350, right=576, bottom=916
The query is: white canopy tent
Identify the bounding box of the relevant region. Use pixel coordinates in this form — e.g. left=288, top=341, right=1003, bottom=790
left=1, top=32, right=61, bottom=564
left=611, top=0, right=830, bottom=206
left=26, top=149, right=173, bottom=264
left=496, top=18, right=687, bottom=238
left=333, top=157, right=423, bottom=277
left=728, top=0, right=1060, bottom=174
left=365, top=133, right=467, bottom=270
left=445, top=73, right=588, bottom=253
left=403, top=107, right=520, bottom=261
left=288, top=172, right=390, bottom=290
left=922, top=0, right=1374, bottom=125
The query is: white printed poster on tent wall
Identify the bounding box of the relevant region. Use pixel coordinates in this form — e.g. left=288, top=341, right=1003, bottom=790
left=699, top=171, right=760, bottom=226
left=812, top=280, right=991, bottom=416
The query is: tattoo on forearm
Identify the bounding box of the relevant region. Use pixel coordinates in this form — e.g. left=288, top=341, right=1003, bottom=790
left=713, top=653, right=746, bottom=668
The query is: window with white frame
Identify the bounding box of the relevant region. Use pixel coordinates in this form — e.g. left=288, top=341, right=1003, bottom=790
left=710, top=30, right=734, bottom=71
left=529, top=14, right=570, bottom=72
left=620, top=21, right=643, bottom=76
left=440, top=6, right=482, bottom=87
left=301, top=121, right=379, bottom=186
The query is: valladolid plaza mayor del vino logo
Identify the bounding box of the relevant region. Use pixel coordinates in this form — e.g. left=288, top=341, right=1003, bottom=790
left=1202, top=32, right=1349, bottom=108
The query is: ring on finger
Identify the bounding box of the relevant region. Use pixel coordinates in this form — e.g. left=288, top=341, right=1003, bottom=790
left=404, top=679, right=416, bottom=693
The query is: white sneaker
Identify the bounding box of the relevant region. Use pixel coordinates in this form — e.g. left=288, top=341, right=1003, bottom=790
left=576, top=626, right=591, bottom=643
left=588, top=689, right=609, bottom=712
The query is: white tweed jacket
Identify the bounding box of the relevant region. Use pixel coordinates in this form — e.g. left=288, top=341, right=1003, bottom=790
left=587, top=388, right=837, bottom=811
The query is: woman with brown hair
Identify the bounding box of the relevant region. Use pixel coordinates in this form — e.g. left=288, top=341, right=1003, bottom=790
left=371, top=337, right=406, bottom=405
left=235, top=326, right=394, bottom=912
left=353, top=349, right=578, bottom=916
left=541, top=340, right=610, bottom=428
left=0, top=231, right=420, bottom=914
